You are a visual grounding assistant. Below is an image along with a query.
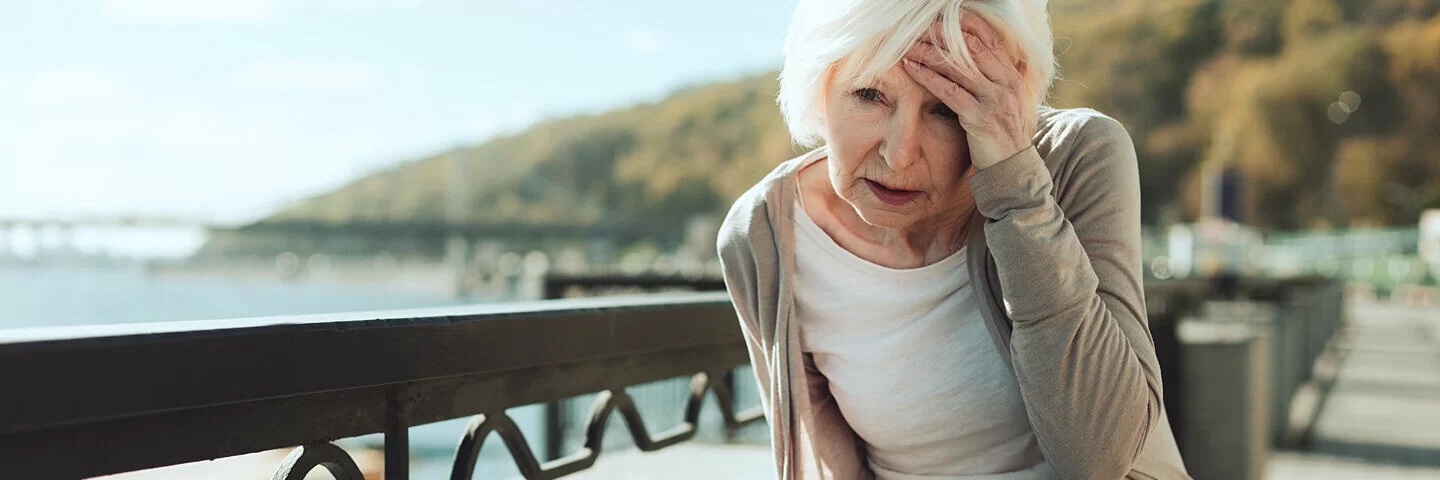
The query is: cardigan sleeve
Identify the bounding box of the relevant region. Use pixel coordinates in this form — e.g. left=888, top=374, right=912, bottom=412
left=968, top=115, right=1164, bottom=479
left=717, top=187, right=792, bottom=479
left=717, top=188, right=782, bottom=465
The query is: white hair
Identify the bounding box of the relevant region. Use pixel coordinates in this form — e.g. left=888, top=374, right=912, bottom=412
left=778, top=0, right=1056, bottom=146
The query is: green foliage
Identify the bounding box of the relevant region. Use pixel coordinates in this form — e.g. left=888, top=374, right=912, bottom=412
left=1056, top=0, right=1439, bottom=228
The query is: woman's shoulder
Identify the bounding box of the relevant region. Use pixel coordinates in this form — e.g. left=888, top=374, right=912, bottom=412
left=1036, top=106, right=1133, bottom=150
left=717, top=147, right=824, bottom=247
left=1034, top=107, right=1138, bottom=179
left=1032, top=107, right=1141, bottom=209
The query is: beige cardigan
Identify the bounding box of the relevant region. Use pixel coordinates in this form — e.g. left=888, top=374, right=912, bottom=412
left=717, top=107, right=1191, bottom=479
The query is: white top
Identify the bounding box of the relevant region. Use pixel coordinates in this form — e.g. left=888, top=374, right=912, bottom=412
left=792, top=201, right=1054, bottom=480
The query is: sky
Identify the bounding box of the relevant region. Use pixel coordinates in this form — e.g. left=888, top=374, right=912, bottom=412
left=0, top=0, right=795, bottom=224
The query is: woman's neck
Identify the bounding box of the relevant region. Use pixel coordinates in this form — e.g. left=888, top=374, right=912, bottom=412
left=797, top=158, right=973, bottom=269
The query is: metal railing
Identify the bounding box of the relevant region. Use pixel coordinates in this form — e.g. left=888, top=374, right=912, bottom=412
left=536, top=274, right=740, bottom=464
left=0, top=274, right=1347, bottom=479
left=0, top=293, right=763, bottom=479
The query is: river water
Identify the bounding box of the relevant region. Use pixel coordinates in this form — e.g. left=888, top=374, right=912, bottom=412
left=0, top=265, right=471, bottom=329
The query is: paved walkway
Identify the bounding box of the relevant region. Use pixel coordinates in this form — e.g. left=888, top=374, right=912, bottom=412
left=1308, top=299, right=1440, bottom=467
left=1268, top=451, right=1440, bottom=479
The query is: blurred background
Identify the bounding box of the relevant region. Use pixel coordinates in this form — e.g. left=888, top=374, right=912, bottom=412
left=1, top=0, right=1439, bottom=479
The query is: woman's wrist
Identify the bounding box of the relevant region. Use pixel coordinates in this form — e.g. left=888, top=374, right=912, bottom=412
left=971, top=137, right=1034, bottom=171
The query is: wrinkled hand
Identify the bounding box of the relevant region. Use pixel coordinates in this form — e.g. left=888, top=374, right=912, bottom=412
left=902, top=14, right=1033, bottom=170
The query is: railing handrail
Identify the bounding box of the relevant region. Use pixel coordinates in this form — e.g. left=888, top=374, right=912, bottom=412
left=0, top=292, right=751, bottom=479
left=0, top=292, right=730, bottom=347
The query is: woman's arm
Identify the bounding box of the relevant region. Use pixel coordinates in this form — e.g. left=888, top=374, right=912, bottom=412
left=902, top=15, right=1162, bottom=477
left=970, top=115, right=1162, bottom=478
left=717, top=189, right=782, bottom=448
left=717, top=185, right=794, bottom=475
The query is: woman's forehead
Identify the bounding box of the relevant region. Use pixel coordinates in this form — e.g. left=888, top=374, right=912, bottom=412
left=834, top=62, right=940, bottom=102
left=844, top=64, right=905, bottom=88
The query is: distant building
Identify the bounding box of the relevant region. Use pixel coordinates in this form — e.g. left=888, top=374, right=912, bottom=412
left=1421, top=209, right=1440, bottom=281
left=1167, top=218, right=1264, bottom=279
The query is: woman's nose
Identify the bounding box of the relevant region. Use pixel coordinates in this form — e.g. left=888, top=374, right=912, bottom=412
left=881, top=113, right=924, bottom=170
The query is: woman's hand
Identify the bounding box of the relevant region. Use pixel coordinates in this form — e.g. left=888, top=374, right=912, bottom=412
left=902, top=14, right=1033, bottom=170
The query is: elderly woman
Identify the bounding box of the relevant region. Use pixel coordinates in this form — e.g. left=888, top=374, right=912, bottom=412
left=718, top=1, right=1189, bottom=479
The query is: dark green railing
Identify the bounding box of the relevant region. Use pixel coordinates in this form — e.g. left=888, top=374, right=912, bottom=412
left=0, top=293, right=763, bottom=479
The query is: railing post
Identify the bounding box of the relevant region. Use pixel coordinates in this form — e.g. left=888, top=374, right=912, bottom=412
left=542, top=278, right=568, bottom=462
left=721, top=370, right=737, bottom=443
left=386, top=385, right=410, bottom=480
left=544, top=400, right=568, bottom=461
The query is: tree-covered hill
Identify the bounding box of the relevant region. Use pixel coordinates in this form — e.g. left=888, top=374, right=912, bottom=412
left=237, top=0, right=1440, bottom=248
left=259, top=70, right=797, bottom=237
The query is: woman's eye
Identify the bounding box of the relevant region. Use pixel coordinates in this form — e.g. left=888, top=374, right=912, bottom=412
left=932, top=104, right=958, bottom=119
left=852, top=88, right=883, bottom=103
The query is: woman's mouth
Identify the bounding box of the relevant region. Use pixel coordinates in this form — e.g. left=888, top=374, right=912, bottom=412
left=865, top=179, right=921, bottom=206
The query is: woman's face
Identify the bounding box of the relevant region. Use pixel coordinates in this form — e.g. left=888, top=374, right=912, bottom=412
left=822, top=62, right=974, bottom=230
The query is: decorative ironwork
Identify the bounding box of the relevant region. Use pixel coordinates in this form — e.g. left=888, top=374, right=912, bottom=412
left=449, top=371, right=764, bottom=480
left=272, top=442, right=365, bottom=480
